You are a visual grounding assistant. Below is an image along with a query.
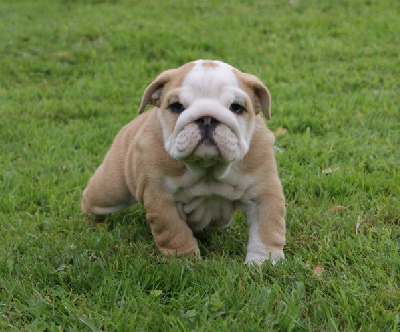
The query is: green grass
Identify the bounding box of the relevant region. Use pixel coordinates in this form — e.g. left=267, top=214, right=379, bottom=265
left=0, top=0, right=399, bottom=330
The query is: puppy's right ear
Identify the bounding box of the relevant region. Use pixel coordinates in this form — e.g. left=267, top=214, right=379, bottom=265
left=138, top=69, right=176, bottom=114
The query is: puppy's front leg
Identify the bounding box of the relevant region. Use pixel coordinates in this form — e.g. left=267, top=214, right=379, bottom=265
left=244, top=191, right=286, bottom=265
left=143, top=189, right=200, bottom=258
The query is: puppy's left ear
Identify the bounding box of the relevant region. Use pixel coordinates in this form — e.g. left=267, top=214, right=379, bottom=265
left=239, top=73, right=272, bottom=120
left=138, top=69, right=176, bottom=114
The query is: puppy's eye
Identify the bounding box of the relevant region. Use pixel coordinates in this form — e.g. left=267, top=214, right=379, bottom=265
left=168, top=102, right=185, bottom=113
left=229, top=102, right=246, bottom=115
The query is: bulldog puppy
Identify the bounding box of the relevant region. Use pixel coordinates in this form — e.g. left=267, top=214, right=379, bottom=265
left=81, top=60, right=286, bottom=264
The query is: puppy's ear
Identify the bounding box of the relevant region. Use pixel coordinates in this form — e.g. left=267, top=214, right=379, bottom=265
left=138, top=69, right=176, bottom=114
left=239, top=73, right=272, bottom=120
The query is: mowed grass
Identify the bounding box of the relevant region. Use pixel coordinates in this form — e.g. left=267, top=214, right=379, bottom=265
left=0, top=0, right=399, bottom=330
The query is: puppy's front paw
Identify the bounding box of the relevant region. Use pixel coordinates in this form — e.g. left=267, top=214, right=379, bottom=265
left=244, top=248, right=284, bottom=266
left=159, top=243, right=201, bottom=259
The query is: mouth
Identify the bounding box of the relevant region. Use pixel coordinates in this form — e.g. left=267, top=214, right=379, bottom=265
left=183, top=144, right=232, bottom=179
left=185, top=156, right=220, bottom=168
left=184, top=139, right=222, bottom=166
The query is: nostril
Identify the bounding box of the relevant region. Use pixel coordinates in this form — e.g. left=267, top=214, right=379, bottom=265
left=195, top=116, right=219, bottom=126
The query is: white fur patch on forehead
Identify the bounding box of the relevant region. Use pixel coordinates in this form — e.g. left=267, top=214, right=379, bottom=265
left=180, top=60, right=241, bottom=100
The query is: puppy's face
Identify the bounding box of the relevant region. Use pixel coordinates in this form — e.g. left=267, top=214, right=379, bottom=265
left=139, top=60, right=271, bottom=175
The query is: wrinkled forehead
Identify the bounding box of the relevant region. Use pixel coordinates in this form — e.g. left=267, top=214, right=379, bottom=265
left=178, top=60, right=247, bottom=102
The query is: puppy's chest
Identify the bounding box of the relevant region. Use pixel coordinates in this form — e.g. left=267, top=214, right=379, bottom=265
left=165, top=169, right=254, bottom=231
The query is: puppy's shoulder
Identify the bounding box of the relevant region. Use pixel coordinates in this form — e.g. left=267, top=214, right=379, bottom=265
left=127, top=109, right=185, bottom=176
left=240, top=115, right=276, bottom=173
left=122, top=109, right=157, bottom=136
left=253, top=115, right=275, bottom=147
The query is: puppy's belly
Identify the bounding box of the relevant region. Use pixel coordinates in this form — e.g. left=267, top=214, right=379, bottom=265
left=176, top=196, right=236, bottom=231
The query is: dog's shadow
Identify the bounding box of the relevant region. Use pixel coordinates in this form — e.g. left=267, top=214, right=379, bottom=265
left=195, top=214, right=247, bottom=257
left=96, top=207, right=247, bottom=258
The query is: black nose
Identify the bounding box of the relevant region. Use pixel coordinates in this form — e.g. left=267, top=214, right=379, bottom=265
left=195, top=116, right=219, bottom=141
left=195, top=116, right=219, bottom=127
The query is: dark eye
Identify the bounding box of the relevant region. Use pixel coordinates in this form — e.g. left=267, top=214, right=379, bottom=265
left=229, top=102, right=246, bottom=115
left=168, top=102, right=185, bottom=113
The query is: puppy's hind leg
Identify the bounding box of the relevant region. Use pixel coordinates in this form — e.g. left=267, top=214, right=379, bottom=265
left=81, top=161, right=135, bottom=219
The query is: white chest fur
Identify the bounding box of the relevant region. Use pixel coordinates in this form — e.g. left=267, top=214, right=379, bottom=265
left=165, top=164, right=255, bottom=231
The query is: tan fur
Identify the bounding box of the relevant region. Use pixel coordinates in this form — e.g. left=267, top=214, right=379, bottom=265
left=82, top=60, right=285, bottom=264
left=138, top=62, right=195, bottom=113
left=201, top=60, right=219, bottom=68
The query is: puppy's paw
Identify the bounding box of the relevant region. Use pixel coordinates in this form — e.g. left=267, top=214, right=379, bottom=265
left=159, top=243, right=201, bottom=259
left=244, top=248, right=284, bottom=266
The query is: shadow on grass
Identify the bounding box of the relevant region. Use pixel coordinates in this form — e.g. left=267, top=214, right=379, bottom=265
left=87, top=206, right=248, bottom=259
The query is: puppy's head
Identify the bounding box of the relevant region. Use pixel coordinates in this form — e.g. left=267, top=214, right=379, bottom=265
left=139, top=60, right=271, bottom=176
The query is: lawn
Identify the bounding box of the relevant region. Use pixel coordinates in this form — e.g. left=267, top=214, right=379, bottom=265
left=0, top=0, right=399, bottom=330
